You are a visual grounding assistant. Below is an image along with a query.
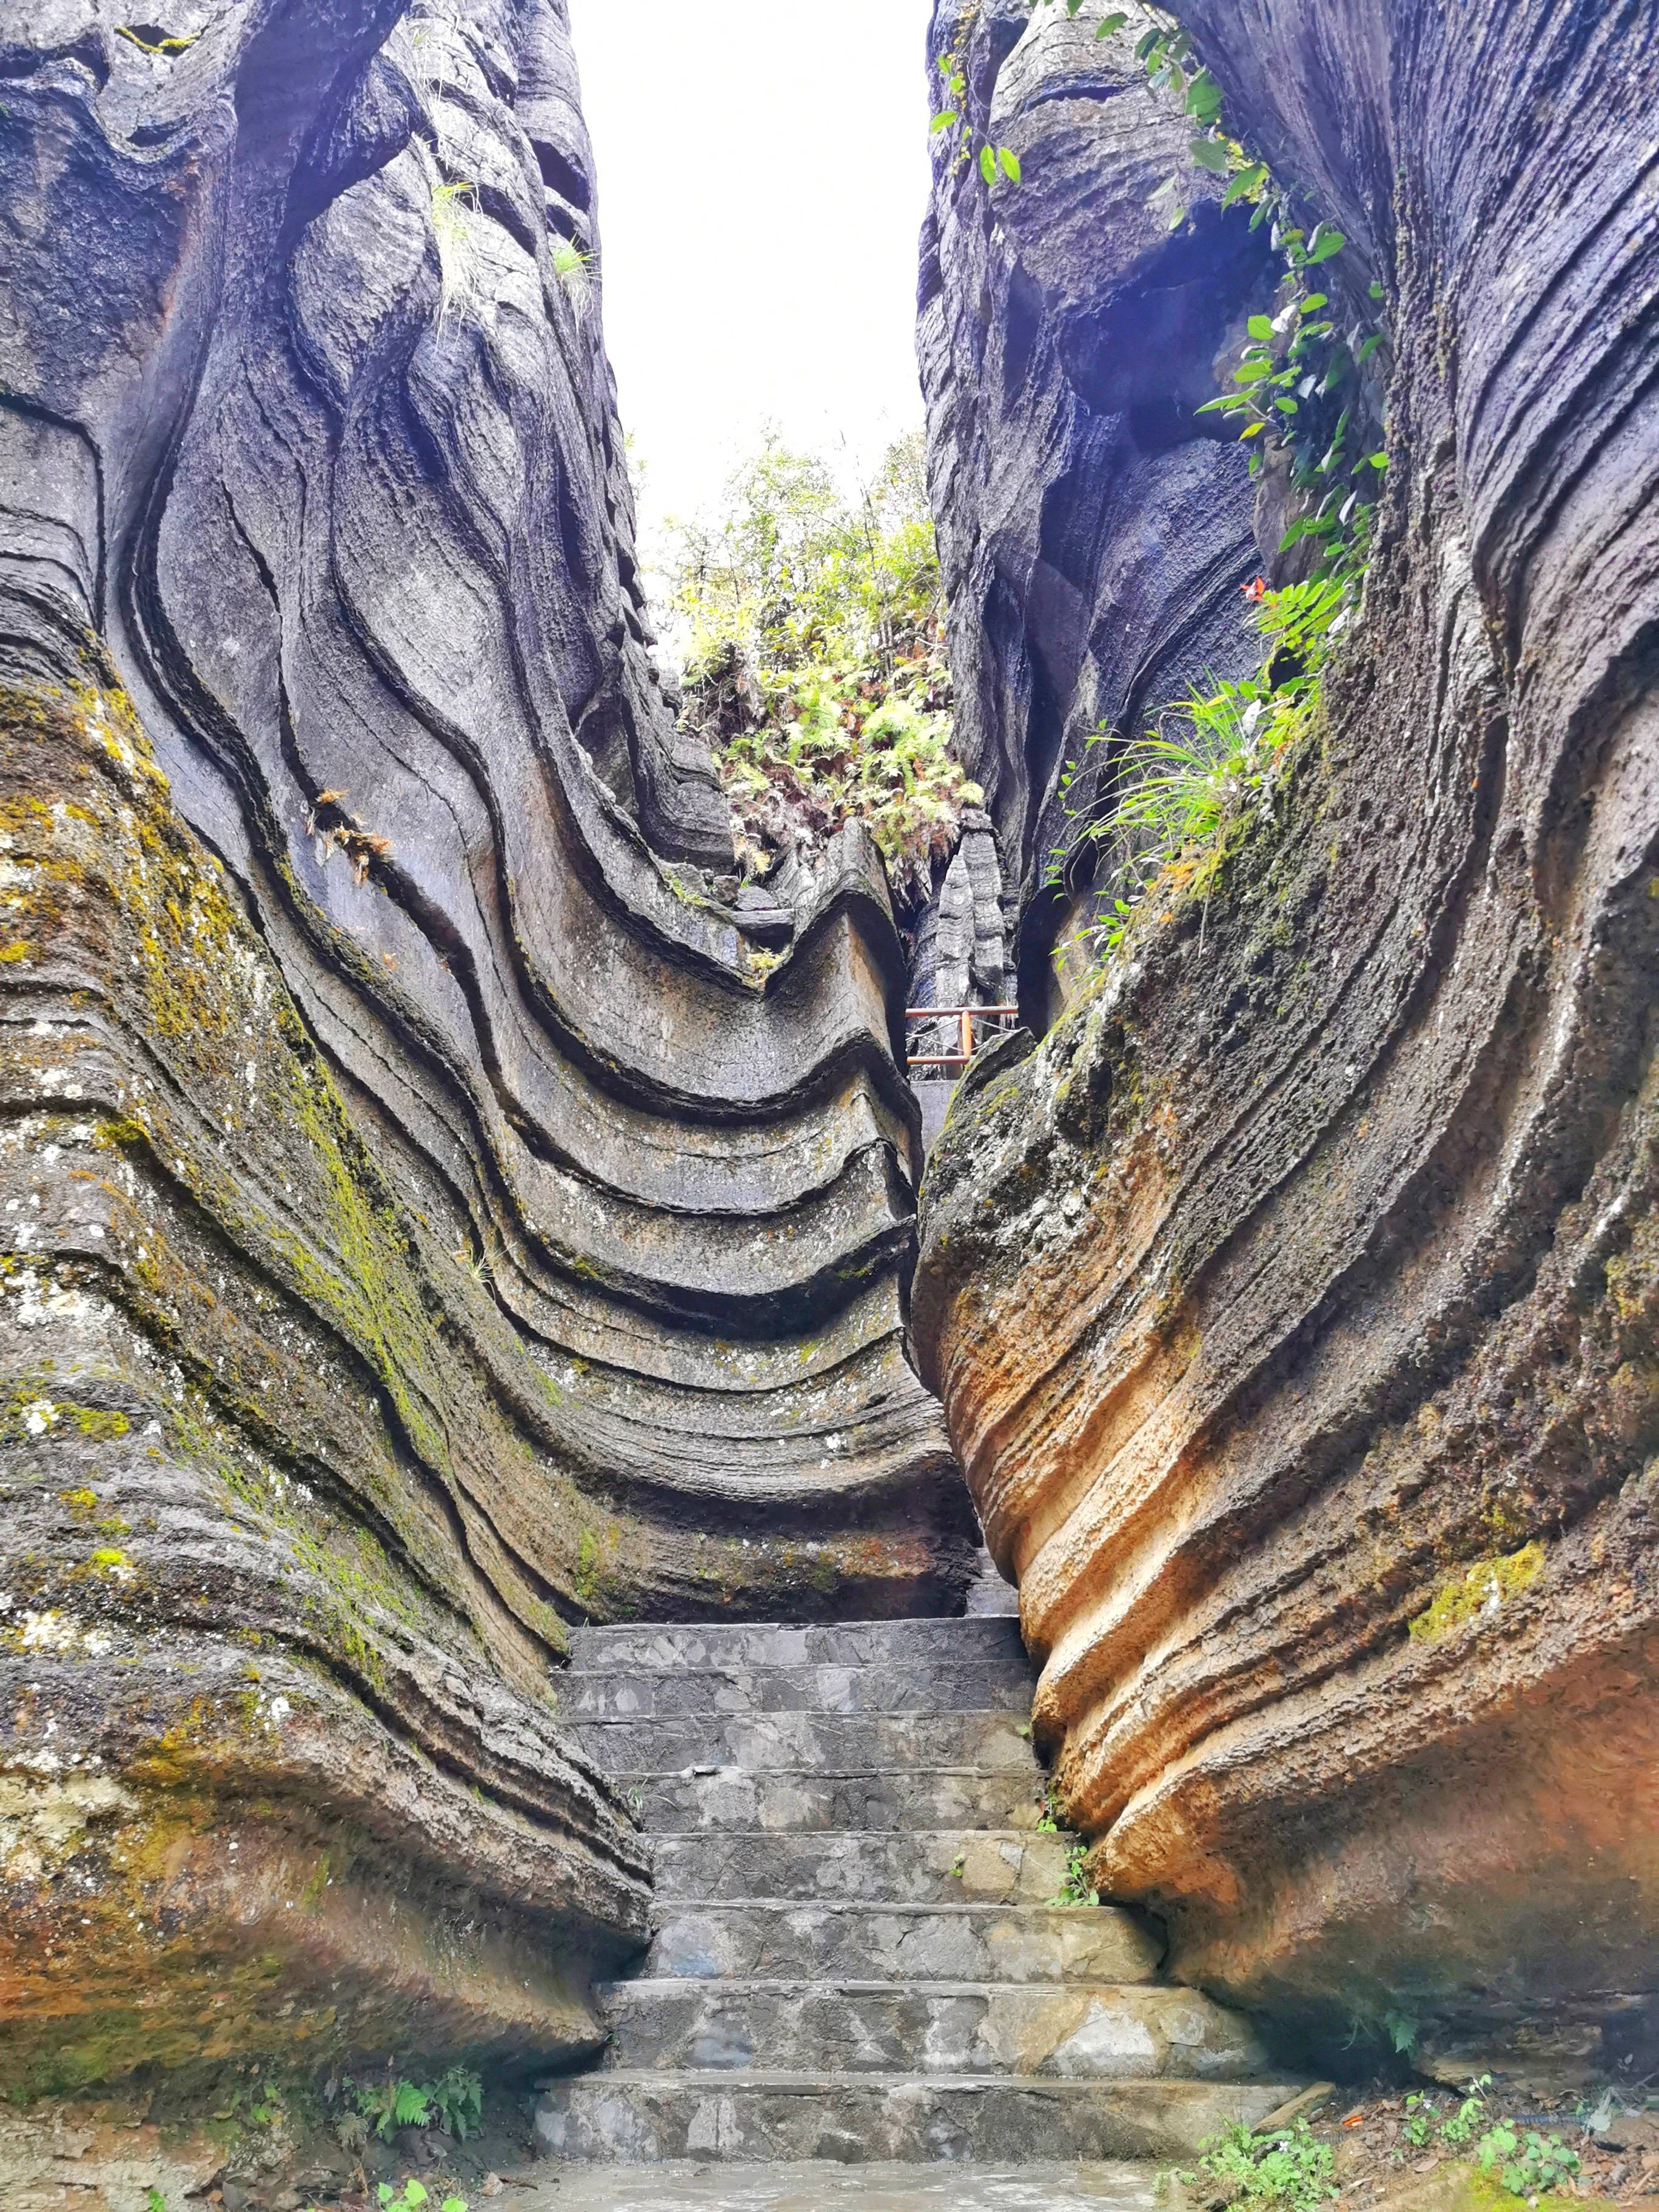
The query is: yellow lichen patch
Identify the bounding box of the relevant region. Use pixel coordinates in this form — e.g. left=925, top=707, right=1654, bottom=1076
left=74, top=1407, right=130, bottom=1439
left=1481, top=1491, right=1533, bottom=1550
left=574, top=1521, right=622, bottom=1611
left=2, top=1389, right=131, bottom=1446
left=1407, top=1541, right=1545, bottom=1643
left=1604, top=1216, right=1659, bottom=1327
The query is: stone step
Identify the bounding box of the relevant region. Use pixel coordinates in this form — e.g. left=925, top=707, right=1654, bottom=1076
left=565, top=1617, right=1030, bottom=1674
left=533, top=2071, right=1299, bottom=2165
left=530, top=2160, right=1157, bottom=2211
left=572, top=1707, right=1043, bottom=1779
left=541, top=1609, right=1301, bottom=2178
left=967, top=1577, right=1021, bottom=1620
left=559, top=1660, right=1032, bottom=1722
left=646, top=1901, right=1163, bottom=1986
left=594, top=1979, right=1270, bottom=2080
left=631, top=1764, right=1044, bottom=1834
left=655, top=1829, right=1072, bottom=1906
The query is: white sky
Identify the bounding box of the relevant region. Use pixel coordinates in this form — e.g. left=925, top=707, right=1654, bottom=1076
left=571, top=0, right=937, bottom=548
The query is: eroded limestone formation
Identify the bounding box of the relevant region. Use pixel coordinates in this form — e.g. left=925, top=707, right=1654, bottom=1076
left=914, top=0, right=1659, bottom=2085
left=919, top=0, right=1275, bottom=1019
left=0, top=0, right=972, bottom=2096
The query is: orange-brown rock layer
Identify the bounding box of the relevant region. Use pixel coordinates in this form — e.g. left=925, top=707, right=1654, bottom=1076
left=913, top=0, right=1659, bottom=2085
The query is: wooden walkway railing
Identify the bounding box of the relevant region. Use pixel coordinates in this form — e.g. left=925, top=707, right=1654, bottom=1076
left=905, top=1004, right=1019, bottom=1072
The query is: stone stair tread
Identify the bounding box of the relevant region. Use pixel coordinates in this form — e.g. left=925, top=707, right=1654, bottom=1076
left=615, top=1769, right=1044, bottom=1833
left=549, top=2067, right=1293, bottom=2088
left=601, top=1976, right=1171, bottom=1995
left=534, top=2071, right=1302, bottom=2163
left=653, top=1828, right=1071, bottom=1905
left=567, top=1665, right=1028, bottom=1683
left=650, top=1825, right=1053, bottom=1840
left=612, top=1763, right=1037, bottom=1778
left=650, top=1899, right=1137, bottom=1916
left=646, top=1915, right=1158, bottom=1986
left=595, top=1977, right=1268, bottom=2078
left=565, top=1618, right=1029, bottom=1672
left=573, top=1709, right=1036, bottom=1728
left=562, top=1663, right=1033, bottom=1718
left=515, top=2159, right=1156, bottom=2211
left=572, top=1714, right=1044, bottom=1777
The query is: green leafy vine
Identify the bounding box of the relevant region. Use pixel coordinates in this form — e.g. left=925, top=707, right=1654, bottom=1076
left=933, top=7, right=1025, bottom=187
left=1003, top=1, right=1392, bottom=967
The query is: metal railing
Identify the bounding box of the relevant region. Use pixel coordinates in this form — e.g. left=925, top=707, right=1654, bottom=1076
left=905, top=1004, right=1020, bottom=1073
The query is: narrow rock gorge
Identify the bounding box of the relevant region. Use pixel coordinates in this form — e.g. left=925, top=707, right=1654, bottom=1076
left=914, top=0, right=1659, bottom=2090
left=1, top=0, right=1655, bottom=2183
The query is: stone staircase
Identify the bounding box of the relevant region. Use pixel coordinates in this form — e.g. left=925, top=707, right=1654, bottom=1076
left=534, top=1610, right=1299, bottom=2168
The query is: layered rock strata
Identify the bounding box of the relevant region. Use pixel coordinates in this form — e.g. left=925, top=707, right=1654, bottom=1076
left=919, top=0, right=1276, bottom=1017
left=0, top=0, right=972, bottom=2097
left=0, top=649, right=651, bottom=2089
left=914, top=0, right=1659, bottom=2083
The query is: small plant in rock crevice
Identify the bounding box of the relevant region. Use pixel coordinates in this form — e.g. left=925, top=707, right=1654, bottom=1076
left=347, top=2063, right=483, bottom=2144
left=428, top=176, right=482, bottom=320
left=1403, top=2076, right=1583, bottom=2199
left=377, top=2186, right=469, bottom=2212
left=1478, top=2124, right=1583, bottom=2197
left=1037, top=1781, right=1102, bottom=1907
left=1048, top=558, right=1358, bottom=961
left=305, top=2188, right=470, bottom=2212
left=551, top=237, right=592, bottom=306
left=1048, top=1838, right=1101, bottom=1908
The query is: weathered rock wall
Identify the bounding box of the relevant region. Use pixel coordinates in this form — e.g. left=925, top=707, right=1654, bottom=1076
left=914, top=0, right=1659, bottom=2084
left=0, top=642, right=656, bottom=2093
left=918, top=0, right=1276, bottom=1016
left=0, top=0, right=973, bottom=2098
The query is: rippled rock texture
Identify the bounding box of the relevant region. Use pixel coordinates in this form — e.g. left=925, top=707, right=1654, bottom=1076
left=915, top=0, right=1659, bottom=2084
left=0, top=0, right=971, bottom=2095
left=919, top=0, right=1276, bottom=1016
